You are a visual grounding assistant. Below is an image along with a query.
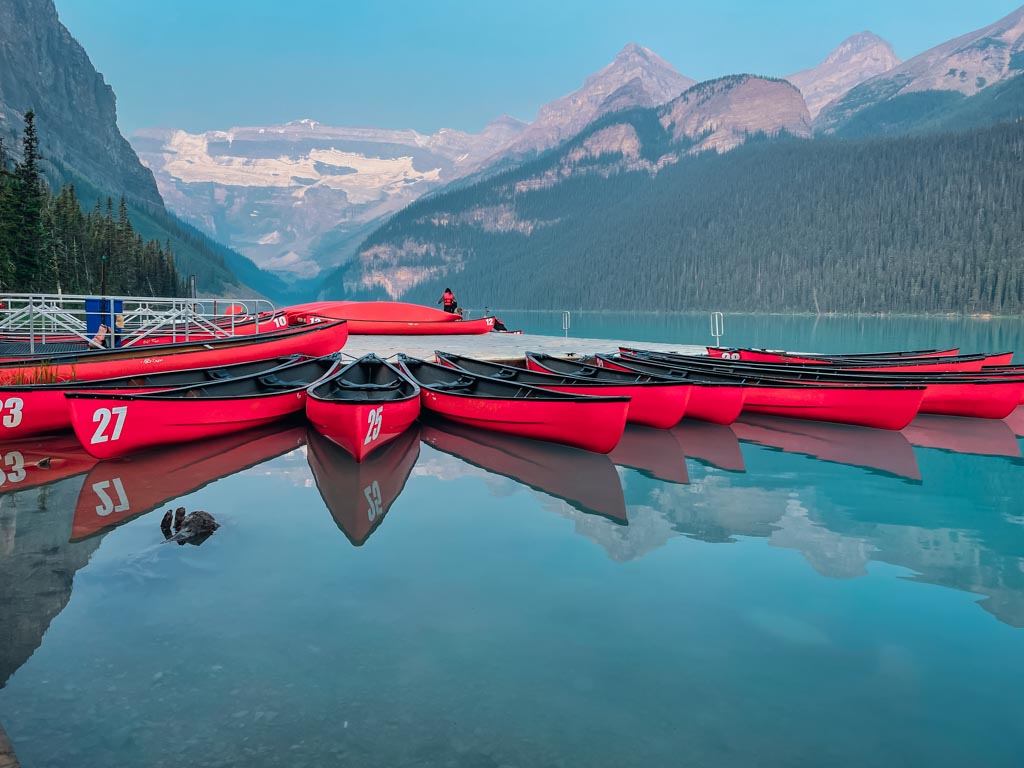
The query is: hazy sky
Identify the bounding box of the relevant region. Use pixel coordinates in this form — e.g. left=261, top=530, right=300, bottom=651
left=56, top=0, right=1023, bottom=136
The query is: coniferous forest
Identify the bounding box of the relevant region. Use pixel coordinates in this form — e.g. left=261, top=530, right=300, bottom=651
left=0, top=111, right=184, bottom=296
left=351, top=116, right=1024, bottom=315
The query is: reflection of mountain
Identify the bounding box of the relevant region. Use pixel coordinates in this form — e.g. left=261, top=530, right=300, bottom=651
left=421, top=420, right=627, bottom=524
left=71, top=422, right=307, bottom=540
left=307, top=426, right=420, bottom=546
left=734, top=414, right=921, bottom=480
left=902, top=415, right=1022, bottom=459
left=0, top=476, right=101, bottom=688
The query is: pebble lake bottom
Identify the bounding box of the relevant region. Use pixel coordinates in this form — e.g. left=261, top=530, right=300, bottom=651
left=1, top=313, right=1023, bottom=767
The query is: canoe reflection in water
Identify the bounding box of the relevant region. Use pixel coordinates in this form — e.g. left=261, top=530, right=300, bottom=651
left=0, top=433, right=97, bottom=496
left=609, top=426, right=689, bottom=484
left=902, top=414, right=1023, bottom=459
left=306, top=424, right=421, bottom=546
left=670, top=421, right=745, bottom=473
left=733, top=414, right=922, bottom=481
left=70, top=421, right=308, bottom=541
left=1006, top=406, right=1024, bottom=438
left=420, top=417, right=628, bottom=524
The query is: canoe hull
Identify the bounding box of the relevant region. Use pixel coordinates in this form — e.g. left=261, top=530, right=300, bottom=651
left=286, top=300, right=494, bottom=335
left=919, top=380, right=1024, bottom=419
left=306, top=394, right=421, bottom=462
left=418, top=389, right=628, bottom=454
left=741, top=385, right=924, bottom=430
left=68, top=391, right=311, bottom=459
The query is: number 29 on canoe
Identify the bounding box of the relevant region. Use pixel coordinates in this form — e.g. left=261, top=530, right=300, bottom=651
left=364, top=406, right=384, bottom=445
left=91, top=406, right=128, bottom=444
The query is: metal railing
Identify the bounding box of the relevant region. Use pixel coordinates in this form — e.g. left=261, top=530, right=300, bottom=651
left=0, top=293, right=277, bottom=353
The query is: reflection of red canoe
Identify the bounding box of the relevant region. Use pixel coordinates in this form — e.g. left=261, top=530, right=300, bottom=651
left=306, top=354, right=420, bottom=461
left=306, top=425, right=420, bottom=546
left=420, top=419, right=627, bottom=524
left=285, top=301, right=494, bottom=335
left=0, top=320, right=348, bottom=384
left=669, top=422, right=745, bottom=472
left=440, top=351, right=691, bottom=429
left=0, top=433, right=97, bottom=495
left=901, top=415, right=1022, bottom=459
left=70, top=423, right=307, bottom=540
left=399, top=356, right=629, bottom=454
left=609, top=426, right=688, bottom=484
left=1006, top=407, right=1024, bottom=438
left=67, top=356, right=339, bottom=459
left=734, top=414, right=921, bottom=480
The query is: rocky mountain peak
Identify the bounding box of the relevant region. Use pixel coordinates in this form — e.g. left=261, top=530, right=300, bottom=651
left=787, top=32, right=901, bottom=118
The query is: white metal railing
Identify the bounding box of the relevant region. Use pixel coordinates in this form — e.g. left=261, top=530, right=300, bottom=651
left=710, top=311, right=724, bottom=347
left=0, top=293, right=277, bottom=353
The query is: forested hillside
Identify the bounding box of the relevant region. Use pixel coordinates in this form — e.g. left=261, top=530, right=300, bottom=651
left=0, top=112, right=183, bottom=295
left=336, top=114, right=1024, bottom=314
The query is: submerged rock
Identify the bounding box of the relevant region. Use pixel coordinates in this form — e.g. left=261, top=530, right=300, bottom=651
left=165, top=510, right=220, bottom=547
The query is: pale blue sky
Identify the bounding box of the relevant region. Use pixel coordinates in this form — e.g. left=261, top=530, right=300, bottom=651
left=56, top=0, right=1023, bottom=135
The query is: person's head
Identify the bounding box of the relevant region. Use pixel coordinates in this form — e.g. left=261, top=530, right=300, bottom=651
left=445, top=287, right=452, bottom=293
left=456, top=307, right=463, bottom=316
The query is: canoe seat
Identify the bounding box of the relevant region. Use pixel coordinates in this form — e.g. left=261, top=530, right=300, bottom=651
left=489, top=368, right=520, bottom=380
left=567, top=366, right=599, bottom=377
left=258, top=374, right=302, bottom=390
left=337, top=378, right=403, bottom=391
left=207, top=369, right=233, bottom=380
left=430, top=376, right=476, bottom=392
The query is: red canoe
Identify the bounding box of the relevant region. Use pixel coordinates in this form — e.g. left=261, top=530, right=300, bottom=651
left=627, top=347, right=998, bottom=373
left=436, top=351, right=691, bottom=429
left=0, top=433, right=97, bottom=496
left=124, top=311, right=292, bottom=346
left=605, top=354, right=926, bottom=430
left=397, top=355, right=629, bottom=454
left=307, top=425, right=421, bottom=546
left=306, top=354, right=421, bottom=461
left=285, top=301, right=495, bottom=335
left=733, top=414, right=921, bottom=480
left=0, top=355, right=307, bottom=440
left=625, top=350, right=1024, bottom=420
left=66, top=355, right=340, bottom=459
left=529, top=352, right=746, bottom=426
left=0, top=320, right=348, bottom=385
left=420, top=418, right=627, bottom=524
left=705, top=346, right=960, bottom=363
left=70, top=423, right=307, bottom=540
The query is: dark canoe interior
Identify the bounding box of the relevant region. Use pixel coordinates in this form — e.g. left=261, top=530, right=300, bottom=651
left=627, top=348, right=988, bottom=370
left=437, top=351, right=677, bottom=389
left=696, top=347, right=949, bottom=360
left=0, top=320, right=342, bottom=367
left=66, top=357, right=339, bottom=401
left=309, top=355, right=419, bottom=403
left=399, top=356, right=626, bottom=402
left=6, top=355, right=305, bottom=391
left=621, top=352, right=1022, bottom=385
left=593, top=355, right=925, bottom=391
left=525, top=352, right=675, bottom=384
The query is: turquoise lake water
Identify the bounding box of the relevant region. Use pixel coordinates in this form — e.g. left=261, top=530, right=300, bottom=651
left=1, top=314, right=1023, bottom=767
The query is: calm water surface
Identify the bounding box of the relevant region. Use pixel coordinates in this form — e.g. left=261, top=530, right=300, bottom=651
left=1, top=314, right=1023, bottom=767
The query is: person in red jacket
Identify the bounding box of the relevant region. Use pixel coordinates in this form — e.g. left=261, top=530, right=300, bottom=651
left=437, top=288, right=457, bottom=313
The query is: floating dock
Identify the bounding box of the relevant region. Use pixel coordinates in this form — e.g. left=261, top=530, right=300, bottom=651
left=342, top=333, right=704, bottom=361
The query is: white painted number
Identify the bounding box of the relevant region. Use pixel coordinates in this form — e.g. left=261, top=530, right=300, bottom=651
left=363, top=406, right=383, bottom=445
left=1, top=397, right=23, bottom=428
left=273, top=315, right=287, bottom=328
left=364, top=480, right=382, bottom=522
left=90, top=406, right=128, bottom=444
left=0, top=451, right=26, bottom=485
left=92, top=478, right=130, bottom=516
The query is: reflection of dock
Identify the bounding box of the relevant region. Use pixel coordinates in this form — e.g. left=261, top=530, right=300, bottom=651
left=902, top=415, right=1022, bottom=459
left=733, top=414, right=921, bottom=480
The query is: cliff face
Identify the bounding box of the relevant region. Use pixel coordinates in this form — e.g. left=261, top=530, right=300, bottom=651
left=0, top=0, right=162, bottom=208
